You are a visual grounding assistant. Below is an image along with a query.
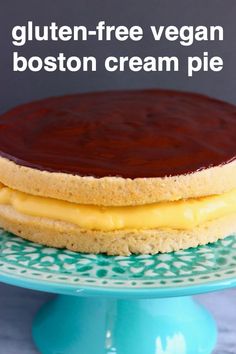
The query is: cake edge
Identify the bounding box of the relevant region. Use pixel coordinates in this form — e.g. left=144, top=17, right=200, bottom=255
left=0, top=156, right=236, bottom=206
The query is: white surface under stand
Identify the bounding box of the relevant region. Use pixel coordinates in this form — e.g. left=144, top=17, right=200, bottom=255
left=0, top=283, right=234, bottom=354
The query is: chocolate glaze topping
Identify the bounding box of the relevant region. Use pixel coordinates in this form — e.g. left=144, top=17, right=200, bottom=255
left=0, top=89, right=235, bottom=178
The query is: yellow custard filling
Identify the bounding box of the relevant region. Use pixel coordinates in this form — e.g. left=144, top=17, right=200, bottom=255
left=0, top=184, right=236, bottom=231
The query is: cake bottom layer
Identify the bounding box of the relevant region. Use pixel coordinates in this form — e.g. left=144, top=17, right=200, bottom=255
left=0, top=205, right=235, bottom=255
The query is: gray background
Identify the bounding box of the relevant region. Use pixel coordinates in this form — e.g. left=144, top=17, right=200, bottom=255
left=0, top=1, right=236, bottom=353
left=1, top=0, right=236, bottom=114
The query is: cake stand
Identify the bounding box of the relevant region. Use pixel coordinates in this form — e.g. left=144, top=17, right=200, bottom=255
left=0, top=229, right=236, bottom=353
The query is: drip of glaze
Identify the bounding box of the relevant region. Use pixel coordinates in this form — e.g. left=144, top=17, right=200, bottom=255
left=0, top=89, right=235, bottom=178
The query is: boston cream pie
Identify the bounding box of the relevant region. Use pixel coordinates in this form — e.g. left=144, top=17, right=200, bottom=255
left=0, top=89, right=235, bottom=255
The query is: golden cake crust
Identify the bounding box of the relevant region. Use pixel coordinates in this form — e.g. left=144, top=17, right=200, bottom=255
left=0, top=204, right=235, bottom=255
left=0, top=156, right=236, bottom=206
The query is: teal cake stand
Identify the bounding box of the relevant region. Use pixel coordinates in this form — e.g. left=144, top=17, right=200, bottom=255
left=0, top=229, right=236, bottom=353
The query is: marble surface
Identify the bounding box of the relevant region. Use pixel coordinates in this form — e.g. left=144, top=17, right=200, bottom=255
left=0, top=283, right=235, bottom=354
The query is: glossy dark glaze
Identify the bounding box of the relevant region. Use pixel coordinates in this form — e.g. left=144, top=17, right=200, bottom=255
left=0, top=90, right=235, bottom=178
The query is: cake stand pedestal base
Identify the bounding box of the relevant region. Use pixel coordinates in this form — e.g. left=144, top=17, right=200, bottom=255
left=32, top=294, right=217, bottom=354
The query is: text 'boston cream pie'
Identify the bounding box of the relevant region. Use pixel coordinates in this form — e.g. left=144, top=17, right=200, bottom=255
left=0, top=89, right=235, bottom=255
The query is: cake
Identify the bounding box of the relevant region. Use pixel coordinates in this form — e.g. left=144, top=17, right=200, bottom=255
left=0, top=89, right=235, bottom=255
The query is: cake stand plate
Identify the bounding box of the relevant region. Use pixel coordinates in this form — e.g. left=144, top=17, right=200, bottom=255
left=0, top=230, right=236, bottom=353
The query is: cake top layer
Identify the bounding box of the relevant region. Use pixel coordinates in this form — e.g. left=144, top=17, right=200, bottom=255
left=0, top=89, right=235, bottom=178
